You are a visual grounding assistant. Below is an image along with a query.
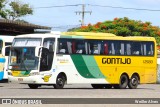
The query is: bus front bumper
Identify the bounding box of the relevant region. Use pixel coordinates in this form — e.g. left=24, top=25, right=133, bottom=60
left=8, top=75, right=55, bottom=84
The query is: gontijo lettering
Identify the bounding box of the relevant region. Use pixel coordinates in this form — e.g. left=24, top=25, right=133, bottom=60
left=102, top=58, right=131, bottom=64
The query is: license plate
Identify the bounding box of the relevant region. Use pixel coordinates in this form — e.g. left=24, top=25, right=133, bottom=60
left=18, top=78, right=23, bottom=81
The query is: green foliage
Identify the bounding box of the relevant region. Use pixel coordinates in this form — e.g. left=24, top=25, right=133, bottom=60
left=0, top=0, right=7, bottom=18
left=0, top=0, right=33, bottom=20
left=7, top=1, right=33, bottom=20
left=71, top=17, right=160, bottom=44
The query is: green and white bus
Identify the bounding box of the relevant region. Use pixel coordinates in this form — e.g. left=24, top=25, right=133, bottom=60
left=5, top=32, right=157, bottom=89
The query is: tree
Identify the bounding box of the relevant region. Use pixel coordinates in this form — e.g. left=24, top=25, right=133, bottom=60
left=6, top=1, right=33, bottom=20
left=0, top=0, right=7, bottom=18
left=71, top=17, right=160, bottom=44
left=0, top=0, right=33, bottom=20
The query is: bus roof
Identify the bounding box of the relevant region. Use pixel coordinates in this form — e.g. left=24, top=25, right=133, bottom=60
left=61, top=32, right=116, bottom=37
left=0, top=36, right=15, bottom=42
left=14, top=32, right=156, bottom=42
left=14, top=33, right=60, bottom=39
left=60, top=32, right=156, bottom=41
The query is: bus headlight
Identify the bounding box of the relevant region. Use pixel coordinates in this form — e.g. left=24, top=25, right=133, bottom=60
left=29, top=72, right=40, bottom=76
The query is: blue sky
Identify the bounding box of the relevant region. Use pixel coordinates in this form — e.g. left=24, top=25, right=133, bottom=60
left=21, top=0, right=160, bottom=31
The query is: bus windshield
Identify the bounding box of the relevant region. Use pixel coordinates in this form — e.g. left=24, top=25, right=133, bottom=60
left=9, top=47, right=39, bottom=71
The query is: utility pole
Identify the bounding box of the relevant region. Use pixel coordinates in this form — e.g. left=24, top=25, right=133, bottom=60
left=75, top=4, right=92, bottom=26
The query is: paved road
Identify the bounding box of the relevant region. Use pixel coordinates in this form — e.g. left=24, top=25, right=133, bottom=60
left=0, top=83, right=160, bottom=98
left=0, top=83, right=160, bottom=107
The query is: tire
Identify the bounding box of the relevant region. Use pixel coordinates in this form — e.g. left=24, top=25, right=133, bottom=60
left=91, top=84, right=112, bottom=89
left=113, top=74, right=128, bottom=89
left=28, top=84, right=39, bottom=89
left=54, top=74, right=66, bottom=89
left=128, top=75, right=139, bottom=89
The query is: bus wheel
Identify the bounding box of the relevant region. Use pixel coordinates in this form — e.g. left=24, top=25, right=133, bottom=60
left=113, top=74, right=128, bottom=89
left=128, top=75, right=139, bottom=89
left=54, top=74, right=66, bottom=89
left=28, top=84, right=39, bottom=89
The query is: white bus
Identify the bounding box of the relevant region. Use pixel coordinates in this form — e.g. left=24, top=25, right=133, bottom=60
left=0, top=36, right=14, bottom=80
left=4, top=32, right=157, bottom=89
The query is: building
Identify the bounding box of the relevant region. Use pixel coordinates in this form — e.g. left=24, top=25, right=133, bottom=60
left=0, top=19, right=51, bottom=35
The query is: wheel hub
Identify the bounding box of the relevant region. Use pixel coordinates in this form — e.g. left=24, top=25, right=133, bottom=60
left=131, top=78, right=137, bottom=86
left=57, top=78, right=63, bottom=86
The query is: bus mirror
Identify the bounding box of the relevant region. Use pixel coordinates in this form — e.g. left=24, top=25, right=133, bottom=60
left=35, top=46, right=43, bottom=57
left=2, top=46, right=11, bottom=56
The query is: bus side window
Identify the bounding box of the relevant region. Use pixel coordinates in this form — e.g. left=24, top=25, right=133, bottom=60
left=58, top=39, right=73, bottom=54
left=88, top=40, right=101, bottom=55
left=126, top=43, right=131, bottom=55
left=132, top=42, right=142, bottom=55
left=43, top=38, right=55, bottom=52
left=120, top=42, right=125, bottom=55
left=94, top=42, right=101, bottom=55
left=59, top=43, right=67, bottom=54
left=76, top=44, right=85, bottom=54
left=92, top=44, right=98, bottom=54
left=58, top=40, right=68, bottom=54
left=104, top=43, right=109, bottom=55
left=72, top=41, right=76, bottom=54
left=110, top=42, right=115, bottom=55
left=148, top=44, right=153, bottom=55
left=115, top=42, right=121, bottom=55
left=75, top=40, right=87, bottom=54
left=143, top=42, right=154, bottom=56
